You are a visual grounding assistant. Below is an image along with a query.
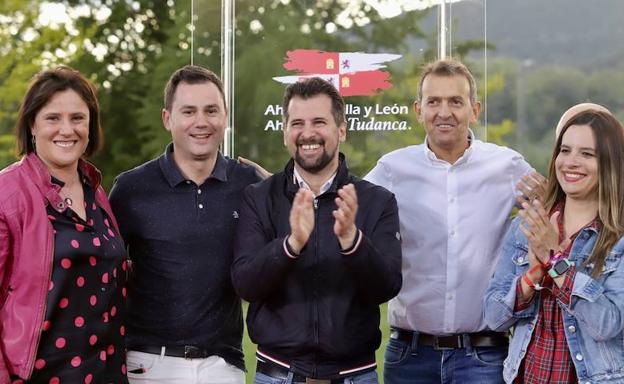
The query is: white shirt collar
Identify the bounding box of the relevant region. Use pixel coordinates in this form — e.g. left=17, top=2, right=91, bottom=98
left=293, top=167, right=337, bottom=197
left=424, top=128, right=475, bottom=165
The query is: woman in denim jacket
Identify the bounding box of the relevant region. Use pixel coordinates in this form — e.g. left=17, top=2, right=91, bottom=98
left=484, top=110, right=624, bottom=384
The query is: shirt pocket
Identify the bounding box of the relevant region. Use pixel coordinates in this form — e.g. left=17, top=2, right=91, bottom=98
left=511, top=244, right=530, bottom=274
left=577, top=251, right=622, bottom=281
left=601, top=252, right=622, bottom=274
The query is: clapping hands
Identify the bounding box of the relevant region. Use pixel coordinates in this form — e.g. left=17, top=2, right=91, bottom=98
left=287, top=184, right=359, bottom=254
left=519, top=199, right=570, bottom=268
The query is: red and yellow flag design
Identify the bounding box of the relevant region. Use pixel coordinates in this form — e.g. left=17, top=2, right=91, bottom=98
left=274, top=49, right=402, bottom=97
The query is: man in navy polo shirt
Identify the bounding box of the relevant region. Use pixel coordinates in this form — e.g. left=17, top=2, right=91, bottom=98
left=110, top=65, right=261, bottom=384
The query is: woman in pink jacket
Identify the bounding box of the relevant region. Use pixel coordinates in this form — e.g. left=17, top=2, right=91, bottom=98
left=0, top=67, right=128, bottom=384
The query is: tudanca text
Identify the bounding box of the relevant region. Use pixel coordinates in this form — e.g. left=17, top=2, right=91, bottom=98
left=263, top=103, right=412, bottom=132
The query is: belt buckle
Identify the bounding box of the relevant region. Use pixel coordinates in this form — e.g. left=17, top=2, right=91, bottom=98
left=433, top=335, right=460, bottom=350
left=390, top=329, right=399, bottom=340
left=305, top=379, right=330, bottom=384
left=184, top=345, right=200, bottom=359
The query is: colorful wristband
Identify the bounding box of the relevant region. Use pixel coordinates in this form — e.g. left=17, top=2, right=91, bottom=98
left=549, top=249, right=564, bottom=265
left=528, top=264, right=545, bottom=274
left=522, top=272, right=537, bottom=290
left=283, top=235, right=301, bottom=258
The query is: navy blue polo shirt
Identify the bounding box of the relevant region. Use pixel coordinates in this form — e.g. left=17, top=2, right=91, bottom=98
left=109, top=143, right=261, bottom=370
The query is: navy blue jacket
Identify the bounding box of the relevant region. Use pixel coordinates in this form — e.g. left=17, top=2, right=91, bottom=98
left=232, top=155, right=402, bottom=379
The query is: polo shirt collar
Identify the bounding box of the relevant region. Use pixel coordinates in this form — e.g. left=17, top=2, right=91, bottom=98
left=159, top=143, right=228, bottom=187
left=210, top=153, right=228, bottom=182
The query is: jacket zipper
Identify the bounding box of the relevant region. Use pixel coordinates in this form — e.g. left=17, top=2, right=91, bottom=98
left=26, top=221, right=54, bottom=378
left=312, top=197, right=319, bottom=378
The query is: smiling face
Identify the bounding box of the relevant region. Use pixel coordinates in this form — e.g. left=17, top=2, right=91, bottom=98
left=415, top=74, right=480, bottom=158
left=31, top=89, right=90, bottom=174
left=284, top=94, right=346, bottom=176
left=162, top=81, right=226, bottom=164
left=555, top=124, right=598, bottom=201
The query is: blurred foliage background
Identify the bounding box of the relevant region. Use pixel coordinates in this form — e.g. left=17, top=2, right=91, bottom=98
left=2, top=1, right=623, bottom=188
left=2, top=1, right=623, bottom=383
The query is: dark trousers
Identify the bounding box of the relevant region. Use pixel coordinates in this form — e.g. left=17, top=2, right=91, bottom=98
left=383, top=333, right=506, bottom=384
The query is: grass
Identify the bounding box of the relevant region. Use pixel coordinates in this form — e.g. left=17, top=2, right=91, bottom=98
left=242, top=302, right=389, bottom=383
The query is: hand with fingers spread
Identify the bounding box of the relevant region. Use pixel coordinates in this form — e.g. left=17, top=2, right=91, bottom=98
left=333, top=183, right=359, bottom=250
left=288, top=189, right=315, bottom=254
left=518, top=200, right=570, bottom=266
left=238, top=156, right=273, bottom=179
left=516, top=171, right=548, bottom=206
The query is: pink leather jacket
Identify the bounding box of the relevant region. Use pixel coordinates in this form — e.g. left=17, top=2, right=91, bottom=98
left=0, top=153, right=120, bottom=382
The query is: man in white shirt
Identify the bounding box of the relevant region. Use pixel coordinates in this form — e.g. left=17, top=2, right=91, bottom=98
left=365, top=59, right=533, bottom=384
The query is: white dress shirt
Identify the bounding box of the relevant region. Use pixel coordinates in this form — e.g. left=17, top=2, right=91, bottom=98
left=365, top=133, right=532, bottom=335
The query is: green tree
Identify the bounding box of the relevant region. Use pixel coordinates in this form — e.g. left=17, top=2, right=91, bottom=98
left=524, top=66, right=586, bottom=140
left=0, top=0, right=182, bottom=187
left=232, top=1, right=433, bottom=177
left=0, top=1, right=440, bottom=184
left=587, top=67, right=624, bottom=119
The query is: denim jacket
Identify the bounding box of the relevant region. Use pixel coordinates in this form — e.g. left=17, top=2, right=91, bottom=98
left=484, top=216, right=624, bottom=384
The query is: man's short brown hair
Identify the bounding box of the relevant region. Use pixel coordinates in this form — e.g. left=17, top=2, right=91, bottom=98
left=417, top=58, right=478, bottom=104
left=163, top=65, right=226, bottom=111
left=282, top=77, right=345, bottom=126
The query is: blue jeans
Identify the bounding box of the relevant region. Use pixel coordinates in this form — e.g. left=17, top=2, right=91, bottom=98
left=254, top=370, right=378, bottom=384
left=384, top=335, right=506, bottom=384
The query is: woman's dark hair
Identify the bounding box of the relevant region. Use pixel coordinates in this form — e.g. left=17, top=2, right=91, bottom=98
left=15, top=66, right=102, bottom=157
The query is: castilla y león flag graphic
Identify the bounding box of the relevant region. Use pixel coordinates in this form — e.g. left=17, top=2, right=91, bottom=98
left=273, top=49, right=401, bottom=97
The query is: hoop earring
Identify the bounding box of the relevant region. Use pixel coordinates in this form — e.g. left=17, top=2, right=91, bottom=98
left=31, top=135, right=36, bottom=151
